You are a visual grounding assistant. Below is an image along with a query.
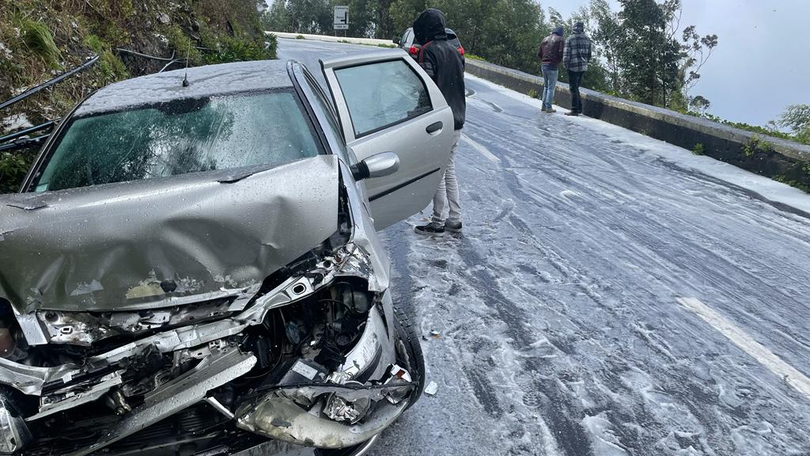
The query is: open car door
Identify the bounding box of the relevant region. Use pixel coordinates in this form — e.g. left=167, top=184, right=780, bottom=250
left=321, top=50, right=455, bottom=230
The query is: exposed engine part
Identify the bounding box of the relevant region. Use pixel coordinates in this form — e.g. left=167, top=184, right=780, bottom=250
left=66, top=346, right=256, bottom=456
left=204, top=396, right=234, bottom=420
left=0, top=329, right=12, bottom=359
left=0, top=327, right=26, bottom=362
left=0, top=394, right=32, bottom=453
left=37, top=298, right=233, bottom=347
left=30, top=371, right=124, bottom=421
left=0, top=307, right=30, bottom=363
left=104, top=389, right=132, bottom=416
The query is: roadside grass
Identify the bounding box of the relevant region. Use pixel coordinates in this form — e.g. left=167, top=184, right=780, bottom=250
left=20, top=18, right=61, bottom=69
left=0, top=0, right=273, bottom=193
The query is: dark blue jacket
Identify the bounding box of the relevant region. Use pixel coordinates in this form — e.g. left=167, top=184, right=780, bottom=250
left=414, top=9, right=466, bottom=130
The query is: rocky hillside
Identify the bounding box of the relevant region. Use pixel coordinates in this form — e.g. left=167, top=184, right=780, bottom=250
left=0, top=0, right=276, bottom=193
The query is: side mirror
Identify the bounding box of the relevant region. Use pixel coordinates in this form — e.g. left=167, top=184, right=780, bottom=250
left=350, top=152, right=400, bottom=181
left=393, top=37, right=401, bottom=45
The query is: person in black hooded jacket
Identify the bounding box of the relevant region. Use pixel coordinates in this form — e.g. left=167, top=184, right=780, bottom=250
left=413, top=8, right=466, bottom=236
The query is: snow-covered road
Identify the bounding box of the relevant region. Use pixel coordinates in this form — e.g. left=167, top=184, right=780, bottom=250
left=278, top=39, right=810, bottom=456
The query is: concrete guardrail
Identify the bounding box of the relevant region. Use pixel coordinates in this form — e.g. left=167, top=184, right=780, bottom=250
left=465, top=59, right=810, bottom=189
left=267, top=31, right=394, bottom=47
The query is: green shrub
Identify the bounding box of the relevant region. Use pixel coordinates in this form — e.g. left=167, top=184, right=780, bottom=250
left=0, top=152, right=30, bottom=193
left=692, top=143, right=705, bottom=155
left=166, top=25, right=203, bottom=65
left=83, top=34, right=106, bottom=54
left=265, top=33, right=277, bottom=59
left=742, top=135, right=772, bottom=158
left=82, top=35, right=127, bottom=82
left=206, top=38, right=269, bottom=64
left=296, top=34, right=305, bottom=39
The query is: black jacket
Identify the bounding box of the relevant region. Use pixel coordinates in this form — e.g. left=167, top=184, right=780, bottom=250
left=413, top=9, right=466, bottom=130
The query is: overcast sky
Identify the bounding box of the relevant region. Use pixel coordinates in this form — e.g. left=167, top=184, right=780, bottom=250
left=542, top=0, right=810, bottom=127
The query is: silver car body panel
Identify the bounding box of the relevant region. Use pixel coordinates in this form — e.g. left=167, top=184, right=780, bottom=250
left=320, top=50, right=455, bottom=230
left=0, top=155, right=339, bottom=319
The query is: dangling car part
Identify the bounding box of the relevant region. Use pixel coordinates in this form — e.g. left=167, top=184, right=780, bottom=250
left=0, top=54, right=450, bottom=455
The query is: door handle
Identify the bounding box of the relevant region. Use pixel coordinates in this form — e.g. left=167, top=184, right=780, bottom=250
left=426, top=121, right=443, bottom=134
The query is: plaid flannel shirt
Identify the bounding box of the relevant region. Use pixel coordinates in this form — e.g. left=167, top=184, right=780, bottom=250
left=563, top=32, right=592, bottom=73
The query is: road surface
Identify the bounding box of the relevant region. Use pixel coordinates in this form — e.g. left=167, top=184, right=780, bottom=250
left=279, top=39, right=810, bottom=456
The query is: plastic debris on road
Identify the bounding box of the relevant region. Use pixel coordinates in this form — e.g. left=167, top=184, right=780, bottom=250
left=424, top=381, right=439, bottom=396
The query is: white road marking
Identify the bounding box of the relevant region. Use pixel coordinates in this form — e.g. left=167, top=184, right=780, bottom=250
left=462, top=134, right=501, bottom=164
left=677, top=297, right=810, bottom=399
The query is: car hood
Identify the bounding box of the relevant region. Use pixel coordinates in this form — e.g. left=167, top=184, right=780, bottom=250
left=0, top=155, right=339, bottom=313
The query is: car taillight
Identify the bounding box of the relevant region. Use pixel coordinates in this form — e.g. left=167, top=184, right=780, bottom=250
left=458, top=46, right=465, bottom=56
left=409, top=46, right=418, bottom=56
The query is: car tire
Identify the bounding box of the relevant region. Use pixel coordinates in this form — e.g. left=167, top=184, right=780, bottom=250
left=392, top=302, right=426, bottom=408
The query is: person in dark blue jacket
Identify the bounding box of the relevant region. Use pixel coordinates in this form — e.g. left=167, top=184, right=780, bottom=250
left=413, top=8, right=466, bottom=236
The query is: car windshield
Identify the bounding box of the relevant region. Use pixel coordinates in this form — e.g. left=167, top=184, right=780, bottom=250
left=34, top=90, right=321, bottom=192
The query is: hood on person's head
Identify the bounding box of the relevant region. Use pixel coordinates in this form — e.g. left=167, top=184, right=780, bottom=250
left=553, top=26, right=564, bottom=36
left=413, top=8, right=447, bottom=45
left=574, top=22, right=585, bottom=34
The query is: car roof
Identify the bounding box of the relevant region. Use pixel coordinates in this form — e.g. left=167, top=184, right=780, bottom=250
left=76, top=59, right=294, bottom=116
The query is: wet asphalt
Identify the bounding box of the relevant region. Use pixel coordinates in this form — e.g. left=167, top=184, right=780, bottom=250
left=278, top=39, right=810, bottom=456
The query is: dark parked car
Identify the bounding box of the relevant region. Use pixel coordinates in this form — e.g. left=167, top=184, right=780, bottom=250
left=0, top=52, right=456, bottom=456
left=394, top=27, right=465, bottom=61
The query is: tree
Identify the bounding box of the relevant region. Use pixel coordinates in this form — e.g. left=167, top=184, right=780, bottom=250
left=688, top=95, right=711, bottom=116
left=615, top=0, right=682, bottom=107
left=681, top=26, right=718, bottom=91
left=777, top=105, right=810, bottom=144
left=263, top=1, right=291, bottom=32
left=585, top=0, right=717, bottom=110
left=389, top=0, right=427, bottom=34
left=590, top=0, right=623, bottom=93
left=262, top=0, right=331, bottom=34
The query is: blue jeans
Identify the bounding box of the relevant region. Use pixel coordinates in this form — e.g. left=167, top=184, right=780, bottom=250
left=541, top=65, right=559, bottom=110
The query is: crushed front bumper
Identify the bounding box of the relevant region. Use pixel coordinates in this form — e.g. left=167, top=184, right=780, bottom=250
left=233, top=435, right=379, bottom=456
left=0, top=243, right=415, bottom=455
left=234, top=305, right=410, bottom=449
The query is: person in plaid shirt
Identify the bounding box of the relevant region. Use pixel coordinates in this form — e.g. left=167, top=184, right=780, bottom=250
left=563, top=22, right=592, bottom=116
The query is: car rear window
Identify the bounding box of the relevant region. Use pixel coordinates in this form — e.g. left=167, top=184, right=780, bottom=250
left=34, top=89, right=322, bottom=192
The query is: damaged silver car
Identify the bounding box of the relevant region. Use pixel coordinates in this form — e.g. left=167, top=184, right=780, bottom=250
left=0, top=51, right=454, bottom=455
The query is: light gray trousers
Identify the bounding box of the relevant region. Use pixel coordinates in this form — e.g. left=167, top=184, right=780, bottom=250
left=431, top=129, right=463, bottom=224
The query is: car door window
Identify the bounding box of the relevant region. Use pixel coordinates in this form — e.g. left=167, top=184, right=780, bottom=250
left=334, top=59, right=432, bottom=138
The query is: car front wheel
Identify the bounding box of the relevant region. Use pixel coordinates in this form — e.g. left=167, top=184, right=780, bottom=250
left=392, top=302, right=426, bottom=407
